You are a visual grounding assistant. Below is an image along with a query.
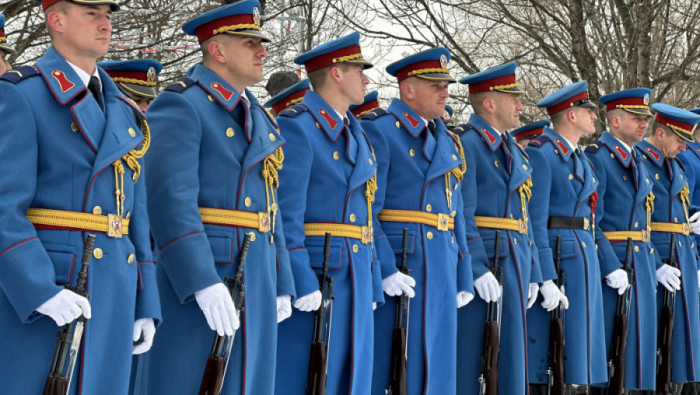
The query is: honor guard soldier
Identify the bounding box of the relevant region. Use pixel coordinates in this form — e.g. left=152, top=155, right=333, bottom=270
left=263, top=78, right=309, bottom=116
left=98, top=59, right=162, bottom=112
left=678, top=107, right=700, bottom=247
left=585, top=88, right=659, bottom=393
left=0, top=0, right=160, bottom=393
left=636, top=103, right=700, bottom=392
left=135, top=2, right=295, bottom=394
left=350, top=90, right=381, bottom=119
left=0, top=13, right=14, bottom=74
left=512, top=119, right=550, bottom=147
left=442, top=104, right=456, bottom=131
left=361, top=47, right=473, bottom=395
left=454, top=61, right=545, bottom=395
left=274, top=31, right=383, bottom=395
left=526, top=81, right=608, bottom=394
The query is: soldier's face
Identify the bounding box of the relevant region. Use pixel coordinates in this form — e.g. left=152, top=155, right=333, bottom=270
left=658, top=129, right=686, bottom=158
left=409, top=79, right=450, bottom=120
left=222, top=35, right=268, bottom=88
left=0, top=49, right=8, bottom=75
left=52, top=4, right=112, bottom=60
left=615, top=112, right=649, bottom=145
left=125, top=91, right=153, bottom=112
left=339, top=64, right=369, bottom=106
left=494, top=93, right=524, bottom=131
left=574, top=107, right=597, bottom=136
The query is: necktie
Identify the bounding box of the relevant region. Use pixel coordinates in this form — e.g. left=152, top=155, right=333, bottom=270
left=344, top=117, right=350, bottom=126
left=88, top=76, right=103, bottom=110
left=428, top=121, right=437, bottom=138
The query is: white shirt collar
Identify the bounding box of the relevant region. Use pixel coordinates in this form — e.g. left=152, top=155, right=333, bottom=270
left=66, top=61, right=100, bottom=90
left=612, top=135, right=633, bottom=154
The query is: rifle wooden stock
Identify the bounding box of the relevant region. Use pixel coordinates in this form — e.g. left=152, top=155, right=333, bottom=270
left=548, top=235, right=565, bottom=395
left=608, top=237, right=634, bottom=395
left=386, top=228, right=410, bottom=395
left=479, top=320, right=499, bottom=395
left=306, top=233, right=333, bottom=395
left=198, top=233, right=251, bottom=395
left=657, top=234, right=677, bottom=394
left=43, top=234, right=95, bottom=395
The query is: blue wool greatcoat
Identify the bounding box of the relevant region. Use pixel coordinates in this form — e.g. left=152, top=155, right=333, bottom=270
left=455, top=114, right=542, bottom=395
left=585, top=131, right=661, bottom=390
left=0, top=47, right=160, bottom=394
left=274, top=91, right=383, bottom=395
left=135, top=64, right=295, bottom=395
left=524, top=128, right=607, bottom=385
left=361, top=99, right=473, bottom=395
left=636, top=140, right=700, bottom=384
left=678, top=140, right=700, bottom=253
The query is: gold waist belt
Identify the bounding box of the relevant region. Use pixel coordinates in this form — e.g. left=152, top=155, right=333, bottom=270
left=27, top=208, right=129, bottom=238
left=304, top=222, right=371, bottom=244
left=378, top=209, right=454, bottom=231
left=603, top=229, right=650, bottom=243
left=199, top=207, right=271, bottom=233
left=474, top=215, right=527, bottom=234
left=650, top=222, right=690, bottom=236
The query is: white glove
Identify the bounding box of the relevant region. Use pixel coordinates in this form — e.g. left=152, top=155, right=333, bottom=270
left=473, top=272, right=500, bottom=303
left=605, top=269, right=630, bottom=295
left=195, top=283, right=239, bottom=336
left=293, top=290, right=322, bottom=312
left=36, top=289, right=91, bottom=327
left=382, top=272, right=416, bottom=298
left=373, top=302, right=378, bottom=310
left=456, top=291, right=474, bottom=308
left=132, top=318, right=156, bottom=355
left=539, top=280, right=569, bottom=311
left=689, top=212, right=700, bottom=235
left=657, top=264, right=681, bottom=292
left=277, top=295, right=292, bottom=323
left=527, top=283, right=539, bottom=309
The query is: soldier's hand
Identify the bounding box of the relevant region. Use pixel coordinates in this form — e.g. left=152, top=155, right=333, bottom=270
left=527, top=283, right=539, bottom=309
left=689, top=212, right=700, bottom=234
left=277, top=295, right=292, bottom=323
left=132, top=318, right=156, bottom=355
left=656, top=264, right=681, bottom=292
left=474, top=272, right=500, bottom=303
left=195, top=283, right=239, bottom=336
left=293, top=290, right=322, bottom=312
left=605, top=269, right=629, bottom=295
left=36, top=289, right=91, bottom=326
left=456, top=291, right=474, bottom=308
left=540, top=280, right=568, bottom=311
left=382, top=272, right=416, bottom=298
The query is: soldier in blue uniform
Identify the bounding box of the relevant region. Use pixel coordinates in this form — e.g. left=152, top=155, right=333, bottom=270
left=636, top=103, right=700, bottom=392
left=0, top=13, right=15, bottom=74
left=350, top=90, right=381, bottom=119
left=274, top=32, right=383, bottom=395
left=455, top=61, right=560, bottom=395
left=0, top=0, right=160, bottom=393
left=512, top=119, right=550, bottom=147
left=361, top=47, right=473, bottom=395
left=263, top=78, right=309, bottom=116
left=441, top=104, right=456, bottom=131
left=586, top=88, right=660, bottom=393
left=526, top=81, right=608, bottom=393
left=98, top=59, right=162, bottom=112
left=135, top=2, right=295, bottom=394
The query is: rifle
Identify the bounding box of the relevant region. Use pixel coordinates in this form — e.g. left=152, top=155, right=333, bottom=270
left=385, top=228, right=411, bottom=395
left=546, top=236, right=566, bottom=395
left=608, top=237, right=634, bottom=394
left=478, top=230, right=503, bottom=395
left=306, top=233, right=335, bottom=395
left=657, top=233, right=677, bottom=394
left=198, top=233, right=251, bottom=395
left=43, top=234, right=96, bottom=395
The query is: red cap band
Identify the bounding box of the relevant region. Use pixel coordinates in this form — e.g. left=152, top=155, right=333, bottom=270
left=514, top=128, right=545, bottom=142
left=303, top=45, right=362, bottom=73
left=656, top=114, right=693, bottom=134
left=195, top=14, right=256, bottom=44
left=545, top=91, right=589, bottom=115
left=604, top=97, right=649, bottom=112
left=395, top=60, right=443, bottom=82
left=351, top=100, right=380, bottom=118
left=41, top=0, right=61, bottom=10
left=271, top=89, right=308, bottom=115
left=468, top=74, right=517, bottom=94
left=104, top=70, right=149, bottom=82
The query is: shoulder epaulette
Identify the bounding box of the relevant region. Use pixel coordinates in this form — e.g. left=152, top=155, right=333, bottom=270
left=0, top=66, right=39, bottom=84
left=164, top=77, right=195, bottom=93
left=277, top=104, right=307, bottom=118
left=452, top=123, right=472, bottom=137
left=584, top=142, right=601, bottom=154
left=360, top=108, right=388, bottom=121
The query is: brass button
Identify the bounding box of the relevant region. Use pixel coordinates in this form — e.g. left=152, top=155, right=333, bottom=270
left=127, top=254, right=135, bottom=264
left=92, top=206, right=102, bottom=215
left=427, top=232, right=433, bottom=240
left=270, top=235, right=275, bottom=244
left=451, top=210, right=456, bottom=217
left=333, top=151, right=340, bottom=160
left=634, top=246, right=639, bottom=252
left=646, top=179, right=650, bottom=184
left=650, top=248, right=654, bottom=254
left=426, top=204, right=432, bottom=212
left=554, top=149, right=559, bottom=155
left=226, top=127, right=235, bottom=138
left=71, top=122, right=79, bottom=133
left=452, top=154, right=458, bottom=161
left=208, top=95, right=215, bottom=102
left=316, top=122, right=321, bottom=129
left=451, top=236, right=454, bottom=243
left=125, top=211, right=131, bottom=218
left=369, top=158, right=373, bottom=165
left=244, top=197, right=252, bottom=207
left=674, top=217, right=678, bottom=223
left=128, top=128, right=136, bottom=138
left=396, top=122, right=401, bottom=128
left=350, top=214, right=357, bottom=223
left=522, top=164, right=528, bottom=170
left=655, top=173, right=660, bottom=180
left=622, top=175, right=628, bottom=181
left=513, top=238, right=518, bottom=245
left=93, top=248, right=103, bottom=259
left=249, top=232, right=256, bottom=242
left=269, top=133, right=276, bottom=142
left=352, top=244, right=359, bottom=253
left=634, top=221, right=639, bottom=228
left=568, top=174, right=573, bottom=180
left=610, top=153, right=615, bottom=158
left=494, top=160, right=500, bottom=168
left=409, top=149, right=416, bottom=157
left=592, top=178, right=596, bottom=183
left=529, top=241, right=533, bottom=246
left=582, top=242, right=587, bottom=248
left=679, top=241, right=683, bottom=247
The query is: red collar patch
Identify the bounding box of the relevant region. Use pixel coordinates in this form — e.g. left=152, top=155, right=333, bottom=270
left=319, top=109, right=338, bottom=129
left=555, top=139, right=569, bottom=155
left=482, top=128, right=497, bottom=144
left=210, top=82, right=233, bottom=101
left=646, top=147, right=661, bottom=161
left=614, top=145, right=628, bottom=160
left=403, top=112, right=420, bottom=128
left=51, top=70, right=75, bottom=93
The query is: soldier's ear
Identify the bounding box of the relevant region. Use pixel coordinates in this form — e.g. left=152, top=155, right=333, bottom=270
left=206, top=40, right=226, bottom=65
left=46, top=10, right=65, bottom=34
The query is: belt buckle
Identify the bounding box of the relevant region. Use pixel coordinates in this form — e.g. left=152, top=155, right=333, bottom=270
left=258, top=212, right=271, bottom=233
left=683, top=223, right=690, bottom=235
left=582, top=217, right=590, bottom=230
left=361, top=226, right=372, bottom=244
left=107, top=214, right=123, bottom=238
left=437, top=213, right=450, bottom=231
left=518, top=219, right=528, bottom=234
left=641, top=227, right=650, bottom=243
